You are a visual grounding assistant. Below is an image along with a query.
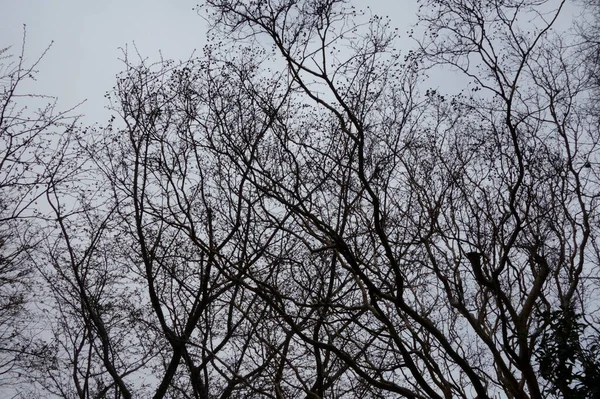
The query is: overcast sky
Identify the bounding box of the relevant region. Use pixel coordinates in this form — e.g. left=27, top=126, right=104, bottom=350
left=1, top=1, right=421, bottom=126
left=1, top=0, right=580, bottom=128
left=0, top=1, right=587, bottom=397
left=1, top=1, right=213, bottom=124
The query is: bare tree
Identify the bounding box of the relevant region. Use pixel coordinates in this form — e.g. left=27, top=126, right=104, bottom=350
left=0, top=30, right=79, bottom=394
left=34, top=51, right=297, bottom=398
left=15, top=0, right=600, bottom=398
left=198, top=0, right=600, bottom=397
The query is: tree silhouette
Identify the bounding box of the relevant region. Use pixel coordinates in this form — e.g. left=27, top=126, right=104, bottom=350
left=4, top=1, right=600, bottom=398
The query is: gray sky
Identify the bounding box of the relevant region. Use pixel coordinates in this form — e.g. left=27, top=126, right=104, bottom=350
left=1, top=1, right=420, bottom=126
left=0, top=1, right=582, bottom=127
left=0, top=1, right=588, bottom=397
left=1, top=0, right=209, bottom=124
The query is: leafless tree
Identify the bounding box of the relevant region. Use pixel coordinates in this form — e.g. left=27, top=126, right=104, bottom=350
left=197, top=0, right=600, bottom=397
left=0, top=30, right=79, bottom=394
left=14, top=0, right=600, bottom=398
left=32, top=51, right=300, bottom=398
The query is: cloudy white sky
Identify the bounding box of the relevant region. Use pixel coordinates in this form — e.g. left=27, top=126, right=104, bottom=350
left=1, top=1, right=421, bottom=125
left=0, top=1, right=590, bottom=397
left=1, top=1, right=215, bottom=123
left=1, top=0, right=581, bottom=126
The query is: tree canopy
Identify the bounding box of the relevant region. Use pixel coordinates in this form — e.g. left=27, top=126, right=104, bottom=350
left=2, top=0, right=600, bottom=398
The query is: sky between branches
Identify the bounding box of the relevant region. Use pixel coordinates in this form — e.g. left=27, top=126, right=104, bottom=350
left=1, top=0, right=424, bottom=125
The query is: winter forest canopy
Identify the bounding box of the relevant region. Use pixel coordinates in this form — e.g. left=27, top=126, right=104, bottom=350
left=1, top=0, right=600, bottom=398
